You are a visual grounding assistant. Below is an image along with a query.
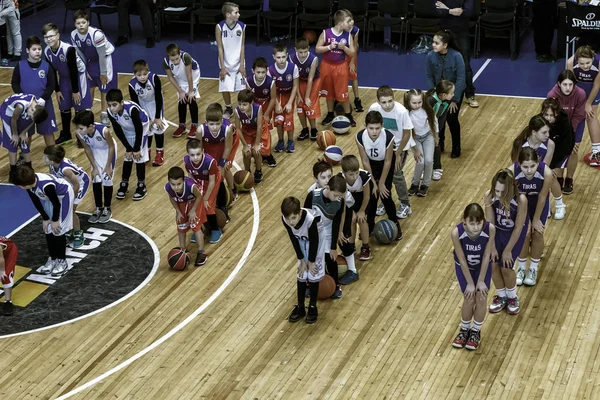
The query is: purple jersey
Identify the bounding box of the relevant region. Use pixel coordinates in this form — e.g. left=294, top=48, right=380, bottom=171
left=1, top=93, right=38, bottom=122
left=18, top=59, right=52, bottom=100
left=492, top=195, right=520, bottom=232
left=268, top=62, right=297, bottom=94
left=31, top=173, right=73, bottom=220
left=184, top=154, right=217, bottom=184
left=289, top=52, right=320, bottom=81
left=522, top=139, right=549, bottom=161
left=70, top=26, right=115, bottom=78
left=200, top=119, right=231, bottom=146
left=350, top=25, right=359, bottom=37
left=247, top=74, right=273, bottom=105
left=322, top=28, right=351, bottom=64
left=514, top=162, right=547, bottom=198
left=453, top=221, right=491, bottom=270
left=236, top=103, right=260, bottom=129
left=573, top=54, right=600, bottom=94
left=44, top=41, right=87, bottom=79
left=164, top=177, right=198, bottom=203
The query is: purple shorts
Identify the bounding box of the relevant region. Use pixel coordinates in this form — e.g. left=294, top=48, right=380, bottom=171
left=1, top=115, right=34, bottom=153
left=527, top=195, right=549, bottom=226
left=555, top=155, right=569, bottom=169
left=26, top=100, right=57, bottom=136
left=455, top=262, right=492, bottom=292
left=575, top=119, right=585, bottom=143
left=58, top=75, right=93, bottom=111
left=494, top=222, right=529, bottom=268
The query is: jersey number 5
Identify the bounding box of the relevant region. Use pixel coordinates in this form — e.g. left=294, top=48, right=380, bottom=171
left=467, top=254, right=480, bottom=266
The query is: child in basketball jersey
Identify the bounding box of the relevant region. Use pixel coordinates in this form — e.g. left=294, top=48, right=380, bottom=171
left=247, top=57, right=277, bottom=167
left=184, top=139, right=224, bottom=244
left=216, top=2, right=246, bottom=119
left=1, top=93, right=48, bottom=182
left=43, top=145, right=90, bottom=249
left=511, top=115, right=554, bottom=165
left=0, top=236, right=17, bottom=316
left=164, top=43, right=201, bottom=139
left=235, top=89, right=273, bottom=184
left=304, top=174, right=347, bottom=299
left=428, top=80, right=455, bottom=182
left=73, top=110, right=117, bottom=224
left=11, top=36, right=58, bottom=147
left=368, top=86, right=414, bottom=220
left=269, top=44, right=299, bottom=153
left=12, top=165, right=75, bottom=277
left=405, top=88, right=438, bottom=198
left=451, top=203, right=495, bottom=351
left=166, top=166, right=208, bottom=267
left=42, top=23, right=92, bottom=144
left=509, top=148, right=552, bottom=287
left=130, top=59, right=167, bottom=167
left=290, top=38, right=321, bottom=142
left=106, top=89, right=149, bottom=201
left=316, top=9, right=357, bottom=127
left=71, top=10, right=117, bottom=126
left=356, top=111, right=402, bottom=239
left=282, top=196, right=321, bottom=324
left=347, top=24, right=363, bottom=113
left=340, top=155, right=372, bottom=273
left=484, top=169, right=528, bottom=316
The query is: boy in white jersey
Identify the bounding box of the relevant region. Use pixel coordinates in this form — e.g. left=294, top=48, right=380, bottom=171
left=216, top=2, right=246, bottom=119
left=73, top=110, right=117, bottom=224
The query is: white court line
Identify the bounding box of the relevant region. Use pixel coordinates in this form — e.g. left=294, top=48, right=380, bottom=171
left=57, top=161, right=260, bottom=399
left=472, top=58, right=492, bottom=83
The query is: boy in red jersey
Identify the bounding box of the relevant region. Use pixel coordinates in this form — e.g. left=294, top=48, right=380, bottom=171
left=269, top=44, right=299, bottom=154
left=290, top=38, right=321, bottom=142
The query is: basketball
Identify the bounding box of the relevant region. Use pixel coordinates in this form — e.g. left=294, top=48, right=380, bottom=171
left=324, top=145, right=343, bottom=165
left=234, top=170, right=254, bottom=191
left=373, top=220, right=398, bottom=244
left=583, top=152, right=600, bottom=170
left=168, top=247, right=190, bottom=271
left=303, top=30, right=317, bottom=44
left=317, top=274, right=336, bottom=299
left=215, top=207, right=228, bottom=229
left=337, top=257, right=348, bottom=278
left=316, top=130, right=336, bottom=150
left=331, top=116, right=352, bottom=134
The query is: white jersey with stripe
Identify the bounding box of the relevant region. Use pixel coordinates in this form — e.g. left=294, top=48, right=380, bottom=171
left=217, top=20, right=245, bottom=72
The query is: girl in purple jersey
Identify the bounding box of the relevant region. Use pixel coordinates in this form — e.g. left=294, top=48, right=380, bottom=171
left=509, top=148, right=553, bottom=287
left=485, top=169, right=528, bottom=316
left=451, top=203, right=495, bottom=351
left=511, top=115, right=554, bottom=165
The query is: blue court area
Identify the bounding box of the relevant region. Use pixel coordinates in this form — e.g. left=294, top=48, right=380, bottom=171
left=0, top=184, right=38, bottom=236
left=12, top=0, right=565, bottom=98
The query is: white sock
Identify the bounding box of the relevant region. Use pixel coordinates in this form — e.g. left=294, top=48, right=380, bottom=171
left=592, top=143, right=600, bottom=153
left=506, top=286, right=517, bottom=299
left=497, top=288, right=507, bottom=297
left=472, top=320, right=483, bottom=332
left=517, top=257, right=527, bottom=270
left=345, top=254, right=357, bottom=273
left=530, top=258, right=540, bottom=272
left=460, top=319, right=471, bottom=330
left=555, top=196, right=564, bottom=207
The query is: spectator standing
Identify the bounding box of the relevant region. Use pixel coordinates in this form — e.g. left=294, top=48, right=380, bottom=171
left=114, top=0, right=156, bottom=49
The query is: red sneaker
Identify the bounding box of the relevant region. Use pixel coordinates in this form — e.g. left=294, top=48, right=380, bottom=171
left=172, top=124, right=186, bottom=138
left=359, top=244, right=371, bottom=261
left=153, top=150, right=164, bottom=166
left=452, top=328, right=470, bottom=348
left=187, top=124, right=197, bottom=139
left=465, top=329, right=481, bottom=351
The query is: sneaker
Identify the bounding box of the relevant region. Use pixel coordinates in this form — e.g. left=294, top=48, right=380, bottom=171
left=209, top=229, right=222, bottom=244
left=101, top=112, right=110, bottom=126
left=563, top=178, right=574, bottom=195
left=2, top=301, right=14, bottom=316
left=71, top=231, right=84, bottom=249
left=465, top=329, right=481, bottom=350
left=274, top=140, right=285, bottom=153
left=396, top=203, right=412, bottom=219
left=288, top=305, right=306, bottom=323
left=466, top=96, right=479, bottom=108
left=286, top=140, right=295, bottom=153
left=153, top=150, right=164, bottom=166
left=133, top=182, right=147, bottom=201
left=223, top=106, right=234, bottom=120
left=417, top=185, right=429, bottom=197
left=187, top=124, right=197, bottom=139
left=408, top=184, right=419, bottom=196
left=359, top=245, right=371, bottom=261
left=172, top=124, right=186, bottom=138
left=331, top=285, right=342, bottom=299
left=523, top=268, right=537, bottom=286
left=554, top=203, right=566, bottom=220
left=55, top=130, right=72, bottom=144
left=516, top=267, right=526, bottom=286
left=376, top=203, right=385, bottom=216
left=190, top=232, right=197, bottom=243
left=264, top=154, right=277, bottom=167
left=432, top=169, right=443, bottom=181
left=51, top=259, right=68, bottom=277
left=298, top=128, right=309, bottom=141
left=194, top=251, right=208, bottom=266
left=116, top=181, right=129, bottom=200
left=310, top=128, right=318, bottom=141
left=354, top=98, right=364, bottom=112
left=507, top=296, right=520, bottom=315
left=321, top=113, right=334, bottom=126
left=39, top=257, right=54, bottom=274
left=452, top=328, right=470, bottom=348
left=489, top=295, right=507, bottom=313
left=347, top=114, right=357, bottom=127
left=339, top=270, right=359, bottom=285
left=0, top=58, right=9, bottom=67
left=305, top=305, right=318, bottom=324
left=89, top=208, right=102, bottom=224
left=98, top=207, right=112, bottom=223
left=254, top=170, right=263, bottom=184
left=589, top=151, right=600, bottom=167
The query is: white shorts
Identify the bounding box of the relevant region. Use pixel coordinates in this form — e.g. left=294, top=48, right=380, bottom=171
left=42, top=186, right=74, bottom=236
left=219, top=70, right=247, bottom=93
left=177, top=70, right=201, bottom=99
left=123, top=135, right=149, bottom=164
left=73, top=173, right=91, bottom=206
left=178, top=84, right=200, bottom=99
left=140, top=100, right=168, bottom=135
left=297, top=239, right=326, bottom=283
left=88, top=139, right=117, bottom=186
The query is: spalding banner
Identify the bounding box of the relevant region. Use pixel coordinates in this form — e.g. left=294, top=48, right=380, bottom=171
left=567, top=2, right=600, bottom=34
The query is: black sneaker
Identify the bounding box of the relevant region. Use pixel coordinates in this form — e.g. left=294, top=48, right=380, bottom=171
left=133, top=182, right=147, bottom=201
left=254, top=170, right=263, bottom=184
left=195, top=251, right=207, bottom=266
left=321, top=112, right=334, bottom=126
left=408, top=184, right=419, bottom=196
left=305, top=305, right=318, bottom=324
left=298, top=127, right=309, bottom=141
left=288, top=305, right=306, bottom=323
left=347, top=113, right=357, bottom=127
left=417, top=185, right=429, bottom=197
left=310, top=128, right=318, bottom=141
left=395, top=221, right=403, bottom=241
left=264, top=154, right=277, bottom=167
left=354, top=98, right=364, bottom=112
left=55, top=130, right=72, bottom=144
left=2, top=301, right=14, bottom=316
left=563, top=178, right=574, bottom=195
left=116, top=181, right=128, bottom=200
left=223, top=105, right=234, bottom=120
left=115, top=36, right=128, bottom=47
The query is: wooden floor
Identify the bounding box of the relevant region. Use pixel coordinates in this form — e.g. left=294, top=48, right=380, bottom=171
left=1, top=69, right=600, bottom=399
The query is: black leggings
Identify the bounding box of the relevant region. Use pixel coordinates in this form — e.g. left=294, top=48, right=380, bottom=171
left=178, top=100, right=198, bottom=125
left=439, top=100, right=462, bottom=153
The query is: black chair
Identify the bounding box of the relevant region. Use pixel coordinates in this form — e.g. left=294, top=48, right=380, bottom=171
left=366, top=0, right=409, bottom=54
left=295, top=0, right=332, bottom=42
left=63, top=0, right=91, bottom=32
left=89, top=1, right=118, bottom=32
left=158, top=0, right=194, bottom=43
left=476, top=0, right=521, bottom=60
left=259, top=0, right=298, bottom=45
left=191, top=0, right=226, bottom=43
left=404, top=1, right=440, bottom=51
left=470, top=0, right=482, bottom=58
left=337, top=0, right=369, bottom=49
left=235, top=0, right=263, bottom=46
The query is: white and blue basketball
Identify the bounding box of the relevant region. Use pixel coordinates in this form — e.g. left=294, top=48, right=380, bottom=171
left=331, top=116, right=351, bottom=134
left=373, top=219, right=398, bottom=244
left=324, top=145, right=343, bottom=166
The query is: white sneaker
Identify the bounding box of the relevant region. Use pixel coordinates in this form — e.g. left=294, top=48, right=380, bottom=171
left=590, top=151, right=600, bottom=167
left=523, top=268, right=537, bottom=286
left=51, top=259, right=68, bottom=277
left=396, top=203, right=412, bottom=219
left=516, top=267, right=526, bottom=286
left=376, top=203, right=385, bottom=216
left=554, top=204, right=566, bottom=220
left=432, top=169, right=443, bottom=181
left=39, top=257, right=54, bottom=274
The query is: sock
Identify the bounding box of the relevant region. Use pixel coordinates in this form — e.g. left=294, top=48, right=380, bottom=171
left=147, top=135, right=153, bottom=149
left=225, top=104, right=232, bottom=109
left=45, top=233, right=54, bottom=258
left=517, top=257, right=527, bottom=270
left=178, top=102, right=187, bottom=124
left=297, top=280, right=306, bottom=308
left=530, top=258, right=540, bottom=272
left=55, top=234, right=67, bottom=259
left=497, top=288, right=507, bottom=298
left=472, top=320, right=483, bottom=332
left=592, top=143, right=600, bottom=153
left=207, top=214, right=219, bottom=231
left=60, top=110, right=72, bottom=136
left=309, top=281, right=319, bottom=307
left=555, top=195, right=564, bottom=206
left=155, top=133, right=164, bottom=150
left=325, top=253, right=339, bottom=286
left=345, top=254, right=357, bottom=273
left=122, top=160, right=133, bottom=181
left=460, top=319, right=471, bottom=330
left=135, top=162, right=146, bottom=182
left=104, top=185, right=113, bottom=208
left=190, top=100, right=198, bottom=124
left=92, top=182, right=103, bottom=208
left=506, top=286, right=517, bottom=299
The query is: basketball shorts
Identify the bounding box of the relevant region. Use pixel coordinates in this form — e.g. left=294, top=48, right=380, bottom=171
left=41, top=186, right=75, bottom=236
left=297, top=77, right=322, bottom=119
left=73, top=173, right=91, bottom=206
left=319, top=60, right=349, bottom=102
left=494, top=222, right=529, bottom=269
left=196, top=174, right=222, bottom=215
left=1, top=243, right=17, bottom=288
left=204, top=134, right=240, bottom=168
left=176, top=200, right=207, bottom=233
left=274, top=92, right=295, bottom=131
left=77, top=135, right=117, bottom=186
left=1, top=116, right=33, bottom=153
left=177, top=70, right=201, bottom=99
left=297, top=238, right=326, bottom=283
left=139, top=100, right=168, bottom=135
left=218, top=70, right=247, bottom=93
left=455, top=262, right=492, bottom=293
left=242, top=124, right=271, bottom=157
left=527, top=195, right=549, bottom=226
left=258, top=101, right=274, bottom=131
left=346, top=54, right=358, bottom=81
left=581, top=83, right=600, bottom=106
left=575, top=119, right=586, bottom=143
left=88, top=56, right=118, bottom=93
left=554, top=155, right=569, bottom=169
left=123, top=135, right=149, bottom=164
left=58, top=74, right=93, bottom=111
left=26, top=100, right=57, bottom=136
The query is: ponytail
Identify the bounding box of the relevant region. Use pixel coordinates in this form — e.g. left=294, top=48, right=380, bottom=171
left=511, top=115, right=549, bottom=162
left=404, top=89, right=437, bottom=133
left=434, top=29, right=462, bottom=53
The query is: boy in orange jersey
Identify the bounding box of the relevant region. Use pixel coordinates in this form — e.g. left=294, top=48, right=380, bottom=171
left=290, top=37, right=321, bottom=142
left=269, top=44, right=299, bottom=153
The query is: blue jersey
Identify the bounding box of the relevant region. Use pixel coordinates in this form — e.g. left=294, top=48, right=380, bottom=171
left=44, top=41, right=87, bottom=79
left=18, top=59, right=52, bottom=100
left=108, top=101, right=150, bottom=139
left=522, top=139, right=549, bottom=161
left=289, top=51, right=320, bottom=81
left=492, top=195, right=520, bottom=232
left=514, top=162, right=547, bottom=198
left=236, top=103, right=260, bottom=130
left=1, top=93, right=39, bottom=121
left=164, top=177, right=198, bottom=203
left=70, top=26, right=114, bottom=77
left=573, top=54, right=600, bottom=94
left=453, top=221, right=491, bottom=270
left=49, top=157, right=90, bottom=190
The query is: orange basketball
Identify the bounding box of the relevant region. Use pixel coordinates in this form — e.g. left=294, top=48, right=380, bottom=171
left=303, top=30, right=317, bottom=44
left=316, top=130, right=336, bottom=150
left=168, top=247, right=190, bottom=271
left=317, top=275, right=336, bottom=299
left=234, top=170, right=254, bottom=191
left=215, top=207, right=228, bottom=229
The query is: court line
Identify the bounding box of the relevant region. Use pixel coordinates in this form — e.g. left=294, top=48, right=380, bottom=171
left=56, top=161, right=260, bottom=399
left=472, top=58, right=492, bottom=83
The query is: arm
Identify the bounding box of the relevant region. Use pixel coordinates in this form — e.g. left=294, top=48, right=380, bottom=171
left=307, top=217, right=319, bottom=263
left=215, top=24, right=227, bottom=80
left=254, top=108, right=263, bottom=148
left=315, top=31, right=329, bottom=54
left=341, top=34, right=356, bottom=58
left=94, top=31, right=109, bottom=77
left=287, top=77, right=298, bottom=109
left=164, top=60, right=186, bottom=102
left=234, top=114, right=248, bottom=146
left=544, top=140, right=555, bottom=165
left=532, top=167, right=553, bottom=232
left=78, top=133, right=99, bottom=177
left=586, top=74, right=600, bottom=116
left=379, top=142, right=395, bottom=192
left=451, top=227, right=475, bottom=290
left=303, top=192, right=313, bottom=209
left=239, top=29, right=246, bottom=76
left=43, top=64, right=58, bottom=100
left=452, top=53, right=466, bottom=103
left=153, top=75, right=164, bottom=119
left=265, top=84, right=277, bottom=116
left=129, top=107, right=144, bottom=152
left=283, top=218, right=305, bottom=261
left=356, top=142, right=373, bottom=176
left=27, top=190, right=50, bottom=220
left=572, top=91, right=587, bottom=128
left=504, top=194, right=528, bottom=259
left=331, top=202, right=345, bottom=251
left=204, top=174, right=216, bottom=205
left=221, top=125, right=235, bottom=167
left=11, top=62, right=22, bottom=93
left=434, top=0, right=450, bottom=16
left=184, top=54, right=194, bottom=99
left=103, top=129, right=116, bottom=173
left=62, top=169, right=80, bottom=196
left=43, top=184, right=63, bottom=222
left=189, top=184, right=204, bottom=217
left=359, top=180, right=371, bottom=215
left=10, top=104, right=23, bottom=141
left=304, top=58, right=318, bottom=106
left=425, top=54, right=436, bottom=90
left=128, top=84, right=140, bottom=104
left=66, top=47, right=80, bottom=93
left=109, top=115, right=134, bottom=152
left=478, top=224, right=495, bottom=289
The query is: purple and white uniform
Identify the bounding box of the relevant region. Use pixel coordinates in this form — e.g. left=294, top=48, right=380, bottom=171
left=164, top=177, right=198, bottom=203
left=108, top=101, right=150, bottom=164
left=289, top=52, right=320, bottom=81
left=216, top=20, right=247, bottom=92
left=492, top=195, right=529, bottom=266
left=1, top=94, right=45, bottom=153
left=30, top=173, right=74, bottom=236
left=268, top=62, right=298, bottom=94
left=573, top=54, right=600, bottom=104
left=247, top=74, right=274, bottom=106
left=49, top=157, right=91, bottom=205
left=322, top=28, right=350, bottom=64
left=454, top=221, right=493, bottom=292
left=184, top=153, right=218, bottom=186
left=163, top=50, right=201, bottom=98
left=129, top=73, right=167, bottom=134
left=17, top=58, right=57, bottom=135
left=77, top=123, right=117, bottom=185
left=70, top=26, right=117, bottom=92
left=522, top=138, right=550, bottom=162
left=514, top=161, right=550, bottom=226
